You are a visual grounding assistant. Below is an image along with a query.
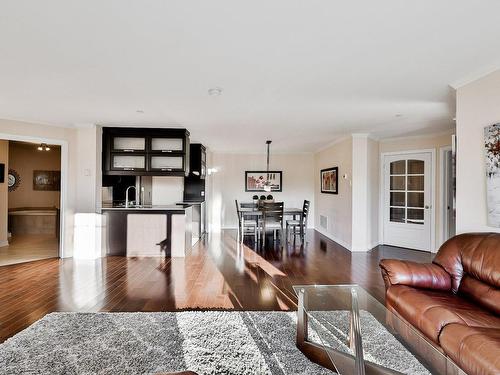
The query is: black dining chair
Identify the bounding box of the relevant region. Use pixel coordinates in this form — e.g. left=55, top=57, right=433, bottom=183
left=262, top=201, right=284, bottom=248
left=235, top=200, right=258, bottom=242
left=286, top=200, right=310, bottom=243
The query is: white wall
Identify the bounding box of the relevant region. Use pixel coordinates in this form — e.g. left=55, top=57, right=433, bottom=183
left=314, top=137, right=353, bottom=249
left=367, top=137, right=379, bottom=249
left=456, top=69, right=500, bottom=234
left=75, top=126, right=99, bottom=213
left=210, top=152, right=315, bottom=230
left=351, top=135, right=370, bottom=251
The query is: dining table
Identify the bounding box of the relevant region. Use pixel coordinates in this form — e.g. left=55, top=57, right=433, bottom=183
left=238, top=204, right=304, bottom=241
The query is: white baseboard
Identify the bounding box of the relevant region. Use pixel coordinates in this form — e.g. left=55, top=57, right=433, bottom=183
left=314, top=228, right=351, bottom=251
left=221, top=225, right=238, bottom=230
left=0, top=240, right=9, bottom=248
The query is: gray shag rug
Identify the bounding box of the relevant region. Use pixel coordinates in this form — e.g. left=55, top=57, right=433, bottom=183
left=0, top=311, right=429, bottom=375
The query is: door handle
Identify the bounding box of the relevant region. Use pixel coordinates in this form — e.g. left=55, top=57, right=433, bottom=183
left=425, top=205, right=431, bottom=209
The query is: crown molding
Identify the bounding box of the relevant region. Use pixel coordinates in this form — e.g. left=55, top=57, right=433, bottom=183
left=449, top=63, right=500, bottom=89
left=378, top=128, right=455, bottom=143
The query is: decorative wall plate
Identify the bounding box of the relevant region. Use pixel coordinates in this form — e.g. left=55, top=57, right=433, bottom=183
left=8, top=169, right=21, bottom=192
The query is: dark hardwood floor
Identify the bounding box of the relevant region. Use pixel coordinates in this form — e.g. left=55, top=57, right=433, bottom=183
left=0, top=229, right=432, bottom=342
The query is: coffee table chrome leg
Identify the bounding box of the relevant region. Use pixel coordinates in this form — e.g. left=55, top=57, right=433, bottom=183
left=297, top=288, right=308, bottom=344
left=296, top=288, right=405, bottom=375
left=350, top=288, right=366, bottom=375
left=296, top=289, right=339, bottom=373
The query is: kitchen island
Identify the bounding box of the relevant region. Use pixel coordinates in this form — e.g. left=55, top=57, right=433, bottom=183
left=101, top=204, right=193, bottom=257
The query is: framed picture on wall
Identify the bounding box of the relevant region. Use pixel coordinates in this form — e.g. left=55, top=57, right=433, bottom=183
left=33, top=170, right=61, bottom=191
left=321, top=167, right=338, bottom=194
left=245, top=171, right=282, bottom=192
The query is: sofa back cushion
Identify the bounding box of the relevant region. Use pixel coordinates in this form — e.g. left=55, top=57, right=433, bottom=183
left=459, top=275, right=500, bottom=315
left=433, top=233, right=500, bottom=314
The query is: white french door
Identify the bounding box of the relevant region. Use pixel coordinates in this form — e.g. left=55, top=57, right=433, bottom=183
left=383, top=152, right=433, bottom=251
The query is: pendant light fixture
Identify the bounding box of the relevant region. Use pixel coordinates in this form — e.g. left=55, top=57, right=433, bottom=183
left=263, top=140, right=272, bottom=192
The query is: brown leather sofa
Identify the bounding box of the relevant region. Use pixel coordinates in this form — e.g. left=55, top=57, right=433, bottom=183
left=379, top=233, right=500, bottom=375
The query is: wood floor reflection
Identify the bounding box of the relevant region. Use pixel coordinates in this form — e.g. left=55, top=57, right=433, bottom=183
left=0, top=229, right=432, bottom=342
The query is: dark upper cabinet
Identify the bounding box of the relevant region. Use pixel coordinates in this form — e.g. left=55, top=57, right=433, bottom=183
left=183, top=143, right=206, bottom=202
left=188, top=143, right=206, bottom=179
left=103, top=127, right=190, bottom=176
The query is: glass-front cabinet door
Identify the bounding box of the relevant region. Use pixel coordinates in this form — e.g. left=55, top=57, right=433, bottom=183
left=149, top=155, right=184, bottom=172
left=150, top=137, right=184, bottom=153
left=111, top=136, right=146, bottom=152
left=111, top=154, right=146, bottom=171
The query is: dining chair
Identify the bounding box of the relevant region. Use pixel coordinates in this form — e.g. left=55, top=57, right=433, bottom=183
left=235, top=200, right=258, bottom=242
left=261, top=201, right=284, bottom=248
left=286, top=200, right=310, bottom=243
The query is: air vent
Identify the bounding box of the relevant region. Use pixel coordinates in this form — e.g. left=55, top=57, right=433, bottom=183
left=320, top=215, right=328, bottom=229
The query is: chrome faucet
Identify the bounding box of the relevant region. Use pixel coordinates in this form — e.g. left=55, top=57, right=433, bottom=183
left=125, top=186, right=136, bottom=208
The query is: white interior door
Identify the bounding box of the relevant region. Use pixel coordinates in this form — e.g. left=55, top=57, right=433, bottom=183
left=383, top=152, right=433, bottom=251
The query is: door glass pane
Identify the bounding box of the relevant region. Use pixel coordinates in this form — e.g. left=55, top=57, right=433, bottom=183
left=408, top=176, right=424, bottom=191
left=390, top=176, right=405, bottom=190
left=408, top=160, right=424, bottom=174
left=390, top=192, right=405, bottom=206
left=112, top=155, right=145, bottom=169
left=151, top=156, right=183, bottom=169
left=390, top=208, right=405, bottom=223
left=390, top=160, right=406, bottom=174
left=151, top=138, right=183, bottom=151
left=407, top=209, right=424, bottom=224
left=113, top=137, right=145, bottom=151
left=407, top=192, right=424, bottom=208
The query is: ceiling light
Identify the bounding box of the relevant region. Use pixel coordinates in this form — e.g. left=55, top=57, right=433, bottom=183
left=208, top=87, right=223, bottom=96
left=37, top=143, right=50, bottom=151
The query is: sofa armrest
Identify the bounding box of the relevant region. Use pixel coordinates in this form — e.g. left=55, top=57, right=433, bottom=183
left=379, top=259, right=451, bottom=291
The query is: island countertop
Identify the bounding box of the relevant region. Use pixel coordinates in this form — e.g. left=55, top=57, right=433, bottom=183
left=100, top=204, right=191, bottom=212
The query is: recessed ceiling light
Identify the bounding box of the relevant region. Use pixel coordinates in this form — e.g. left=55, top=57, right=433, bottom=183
left=136, top=110, right=144, bottom=114
left=208, top=87, right=223, bottom=96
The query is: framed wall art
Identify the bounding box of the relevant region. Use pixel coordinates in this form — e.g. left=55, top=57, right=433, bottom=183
left=33, top=170, right=61, bottom=191
left=245, top=171, right=282, bottom=192
left=321, top=167, right=338, bottom=194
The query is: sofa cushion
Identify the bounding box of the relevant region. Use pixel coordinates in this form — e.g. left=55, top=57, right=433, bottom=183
left=440, top=323, right=500, bottom=375
left=434, top=233, right=500, bottom=293
left=386, top=285, right=500, bottom=344
left=459, top=274, right=500, bottom=315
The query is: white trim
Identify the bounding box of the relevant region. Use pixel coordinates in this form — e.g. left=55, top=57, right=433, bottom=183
left=449, top=62, right=500, bottom=89
left=378, top=129, right=455, bottom=143
left=221, top=225, right=239, bottom=230
left=0, top=240, right=9, bottom=247
left=315, top=135, right=352, bottom=153
left=0, top=132, right=67, bottom=258
left=379, top=148, right=436, bottom=252
left=439, top=146, right=452, bottom=249
left=314, top=227, right=351, bottom=251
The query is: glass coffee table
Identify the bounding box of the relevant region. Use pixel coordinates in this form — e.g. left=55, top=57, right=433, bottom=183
left=293, top=285, right=463, bottom=375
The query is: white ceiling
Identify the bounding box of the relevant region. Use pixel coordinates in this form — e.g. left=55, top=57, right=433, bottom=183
left=1, top=1, right=500, bottom=152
